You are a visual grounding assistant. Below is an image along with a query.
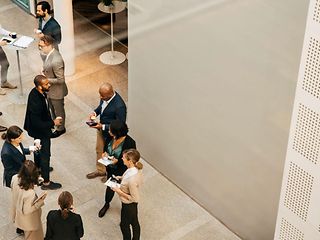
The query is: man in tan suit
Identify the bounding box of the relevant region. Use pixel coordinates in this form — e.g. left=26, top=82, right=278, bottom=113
left=38, top=35, right=68, bottom=137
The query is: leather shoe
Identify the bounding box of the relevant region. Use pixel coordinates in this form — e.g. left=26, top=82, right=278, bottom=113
left=41, top=181, right=62, bottom=190
left=1, top=82, right=17, bottom=89
left=0, top=125, right=7, bottom=132
left=16, top=228, right=24, bottom=235
left=98, top=203, right=109, bottom=218
left=86, top=171, right=105, bottom=179
left=51, top=128, right=66, bottom=138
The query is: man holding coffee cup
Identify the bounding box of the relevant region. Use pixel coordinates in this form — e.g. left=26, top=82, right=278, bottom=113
left=0, top=25, right=18, bottom=95
left=24, top=75, right=62, bottom=190
left=38, top=35, right=68, bottom=138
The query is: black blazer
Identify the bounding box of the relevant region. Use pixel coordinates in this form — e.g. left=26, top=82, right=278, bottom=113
left=106, top=135, right=136, bottom=174
left=94, top=92, right=127, bottom=139
left=1, top=141, right=30, bottom=187
left=39, top=17, right=61, bottom=45
left=45, top=210, right=84, bottom=240
left=24, top=88, right=54, bottom=139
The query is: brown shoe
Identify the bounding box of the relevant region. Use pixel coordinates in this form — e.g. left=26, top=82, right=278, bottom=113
left=1, top=82, right=17, bottom=89
left=101, top=176, right=108, bottom=183
left=86, top=171, right=105, bottom=179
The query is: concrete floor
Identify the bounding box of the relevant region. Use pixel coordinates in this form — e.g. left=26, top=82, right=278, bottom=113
left=0, top=0, right=241, bottom=239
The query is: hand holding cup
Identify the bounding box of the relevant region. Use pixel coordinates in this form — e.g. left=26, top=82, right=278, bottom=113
left=54, top=117, right=63, bottom=126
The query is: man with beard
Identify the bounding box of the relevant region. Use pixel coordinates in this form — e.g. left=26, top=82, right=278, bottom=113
left=24, top=75, right=62, bottom=190
left=39, top=35, right=68, bottom=137
left=35, top=1, right=61, bottom=50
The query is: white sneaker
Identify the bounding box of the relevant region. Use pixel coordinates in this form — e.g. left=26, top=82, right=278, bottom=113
left=0, top=88, right=6, bottom=95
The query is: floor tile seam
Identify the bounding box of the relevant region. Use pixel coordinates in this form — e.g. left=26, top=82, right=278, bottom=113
left=0, top=2, right=16, bottom=14
left=159, top=214, right=213, bottom=240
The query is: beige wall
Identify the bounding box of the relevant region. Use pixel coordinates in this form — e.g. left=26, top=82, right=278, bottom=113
left=128, top=1, right=309, bottom=239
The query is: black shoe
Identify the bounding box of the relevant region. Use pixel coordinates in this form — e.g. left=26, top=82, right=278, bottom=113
left=16, top=228, right=24, bottom=235
left=51, top=129, right=66, bottom=138
left=49, top=167, right=54, bottom=172
left=41, top=181, right=62, bottom=190
left=0, top=125, right=7, bottom=132
left=98, top=203, right=110, bottom=218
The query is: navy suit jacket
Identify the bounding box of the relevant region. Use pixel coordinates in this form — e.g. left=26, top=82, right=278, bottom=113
left=1, top=141, right=30, bottom=187
left=24, top=88, right=54, bottom=139
left=94, top=92, right=127, bottom=140
left=39, top=17, right=61, bottom=46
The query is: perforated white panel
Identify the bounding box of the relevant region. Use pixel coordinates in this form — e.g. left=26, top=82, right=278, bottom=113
left=279, top=218, right=304, bottom=240
left=274, top=0, right=320, bottom=239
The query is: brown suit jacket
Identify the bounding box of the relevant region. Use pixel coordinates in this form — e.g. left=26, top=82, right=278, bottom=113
left=11, top=175, right=44, bottom=231
left=43, top=49, right=68, bottom=100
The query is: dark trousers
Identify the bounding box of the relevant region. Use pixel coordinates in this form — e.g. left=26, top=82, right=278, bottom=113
left=104, top=165, right=126, bottom=203
left=120, top=202, right=140, bottom=240
left=0, top=46, right=9, bottom=84
left=34, top=137, right=51, bottom=182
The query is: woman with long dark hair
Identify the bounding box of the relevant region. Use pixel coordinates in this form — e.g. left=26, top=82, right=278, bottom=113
left=98, top=120, right=136, bottom=218
left=11, top=160, right=47, bottom=239
left=45, top=191, right=84, bottom=240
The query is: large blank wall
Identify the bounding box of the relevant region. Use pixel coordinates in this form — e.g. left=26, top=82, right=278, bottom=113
left=128, top=1, right=308, bottom=239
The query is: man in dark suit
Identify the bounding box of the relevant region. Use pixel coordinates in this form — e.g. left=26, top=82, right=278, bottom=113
left=86, top=83, right=127, bottom=179
left=35, top=1, right=61, bottom=50
left=24, top=75, right=62, bottom=190
left=39, top=35, right=68, bottom=137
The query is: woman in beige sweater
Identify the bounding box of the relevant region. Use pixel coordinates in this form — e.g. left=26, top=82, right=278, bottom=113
left=11, top=160, right=47, bottom=239
left=113, top=149, right=143, bottom=240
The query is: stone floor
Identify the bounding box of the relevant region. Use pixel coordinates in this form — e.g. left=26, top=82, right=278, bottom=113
left=0, top=0, right=241, bottom=239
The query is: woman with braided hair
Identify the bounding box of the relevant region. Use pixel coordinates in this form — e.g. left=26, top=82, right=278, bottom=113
left=45, top=191, right=84, bottom=240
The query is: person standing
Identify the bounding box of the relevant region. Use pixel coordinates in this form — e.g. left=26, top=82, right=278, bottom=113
left=0, top=25, right=18, bottom=95
left=45, top=191, right=84, bottom=240
left=11, top=160, right=47, bottom=240
left=113, top=149, right=143, bottom=240
left=39, top=35, right=68, bottom=137
left=1, top=126, right=37, bottom=188
left=24, top=75, right=62, bottom=190
left=98, top=120, right=136, bottom=218
left=35, top=1, right=61, bottom=49
left=86, top=83, right=127, bottom=179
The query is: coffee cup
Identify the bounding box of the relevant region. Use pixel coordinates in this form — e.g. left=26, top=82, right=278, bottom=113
left=10, top=32, right=17, bottom=39
left=36, top=29, right=42, bottom=34
left=34, top=139, right=41, bottom=148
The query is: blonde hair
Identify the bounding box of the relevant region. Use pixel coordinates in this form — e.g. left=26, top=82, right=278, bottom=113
left=123, top=149, right=143, bottom=170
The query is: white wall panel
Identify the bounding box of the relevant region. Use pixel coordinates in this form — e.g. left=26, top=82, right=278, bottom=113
left=129, top=0, right=309, bottom=239
left=275, top=0, right=320, bottom=239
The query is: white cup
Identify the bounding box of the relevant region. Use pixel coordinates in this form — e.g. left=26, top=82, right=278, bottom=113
left=36, top=29, right=42, bottom=34
left=34, top=139, right=41, bottom=148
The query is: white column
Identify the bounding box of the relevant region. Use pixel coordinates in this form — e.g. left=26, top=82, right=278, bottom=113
left=53, top=0, right=75, bottom=76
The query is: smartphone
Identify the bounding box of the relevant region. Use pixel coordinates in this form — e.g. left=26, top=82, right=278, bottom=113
left=86, top=121, right=98, bottom=126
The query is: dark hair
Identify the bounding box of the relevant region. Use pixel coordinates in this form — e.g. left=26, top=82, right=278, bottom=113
left=40, top=35, right=54, bottom=46
left=34, top=74, right=47, bottom=87
left=123, top=149, right=143, bottom=170
left=109, top=120, right=129, bottom=139
left=18, top=160, right=39, bottom=190
left=37, top=1, right=52, bottom=14
left=1, top=125, right=23, bottom=142
left=58, top=191, right=73, bottom=219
